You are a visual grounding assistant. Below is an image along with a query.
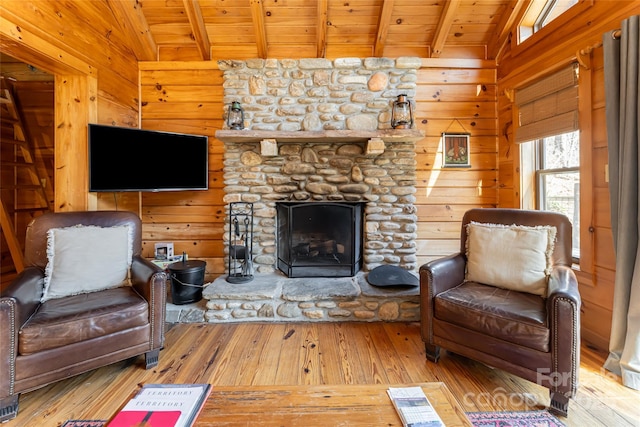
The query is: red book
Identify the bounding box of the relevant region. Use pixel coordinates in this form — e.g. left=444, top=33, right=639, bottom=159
left=107, top=384, right=211, bottom=427
left=108, top=410, right=181, bottom=427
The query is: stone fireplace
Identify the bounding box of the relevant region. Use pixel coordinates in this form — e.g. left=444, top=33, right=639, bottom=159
left=216, top=56, right=424, bottom=274
left=219, top=135, right=420, bottom=275
left=197, top=57, right=423, bottom=323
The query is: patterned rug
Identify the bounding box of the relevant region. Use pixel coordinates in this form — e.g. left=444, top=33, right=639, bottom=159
left=61, top=421, right=106, bottom=427
left=466, top=410, right=565, bottom=427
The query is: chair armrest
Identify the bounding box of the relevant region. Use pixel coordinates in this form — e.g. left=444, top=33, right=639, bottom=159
left=1, top=266, right=44, bottom=327
left=1, top=267, right=45, bottom=399
left=131, top=255, right=165, bottom=289
left=547, top=265, right=581, bottom=304
left=545, top=265, right=581, bottom=397
left=419, top=253, right=466, bottom=296
left=131, top=255, right=167, bottom=350
left=419, top=253, right=466, bottom=344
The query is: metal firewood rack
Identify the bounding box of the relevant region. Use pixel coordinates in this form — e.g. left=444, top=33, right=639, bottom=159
left=226, top=202, right=254, bottom=283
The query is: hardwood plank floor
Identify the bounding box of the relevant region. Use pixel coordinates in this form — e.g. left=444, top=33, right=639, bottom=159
left=7, top=322, right=640, bottom=426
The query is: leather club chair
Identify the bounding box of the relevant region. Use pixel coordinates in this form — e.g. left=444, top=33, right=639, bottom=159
left=0, top=211, right=167, bottom=421
left=420, top=208, right=580, bottom=416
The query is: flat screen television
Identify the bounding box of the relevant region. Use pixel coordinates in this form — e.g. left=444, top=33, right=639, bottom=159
left=88, top=124, right=209, bottom=192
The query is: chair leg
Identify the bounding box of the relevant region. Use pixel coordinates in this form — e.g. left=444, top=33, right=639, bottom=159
left=425, top=344, right=440, bottom=363
left=549, top=391, right=569, bottom=417
left=145, top=349, right=160, bottom=369
left=0, top=395, right=19, bottom=422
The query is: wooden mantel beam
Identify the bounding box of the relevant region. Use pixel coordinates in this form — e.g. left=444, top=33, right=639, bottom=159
left=107, top=0, right=157, bottom=61
left=215, top=129, right=424, bottom=145
left=250, top=0, right=268, bottom=59
left=316, top=0, right=328, bottom=58
left=183, top=0, right=211, bottom=60
left=374, top=0, right=394, bottom=57
left=430, top=0, right=461, bottom=58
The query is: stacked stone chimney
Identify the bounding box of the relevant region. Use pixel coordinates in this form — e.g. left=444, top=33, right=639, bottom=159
left=219, top=58, right=421, bottom=275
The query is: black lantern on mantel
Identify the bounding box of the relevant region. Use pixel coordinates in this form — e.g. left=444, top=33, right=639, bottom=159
left=391, top=94, right=414, bottom=129
left=226, top=100, right=244, bottom=130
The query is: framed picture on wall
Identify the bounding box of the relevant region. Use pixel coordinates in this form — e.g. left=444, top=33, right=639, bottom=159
left=442, top=133, right=471, bottom=168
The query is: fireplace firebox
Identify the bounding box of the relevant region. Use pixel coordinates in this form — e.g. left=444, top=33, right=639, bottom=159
left=277, top=202, right=363, bottom=278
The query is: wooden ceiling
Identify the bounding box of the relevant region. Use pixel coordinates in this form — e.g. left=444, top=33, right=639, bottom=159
left=120, top=0, right=524, bottom=61
left=0, top=0, right=526, bottom=82
left=0, top=53, right=53, bottom=82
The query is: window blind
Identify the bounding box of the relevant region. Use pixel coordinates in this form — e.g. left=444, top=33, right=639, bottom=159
left=514, top=63, right=579, bottom=143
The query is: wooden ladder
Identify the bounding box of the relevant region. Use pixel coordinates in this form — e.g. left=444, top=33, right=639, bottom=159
left=0, top=77, right=51, bottom=273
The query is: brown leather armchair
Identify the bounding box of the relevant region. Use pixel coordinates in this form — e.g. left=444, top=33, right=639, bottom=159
left=420, top=208, right=580, bottom=416
left=0, top=211, right=167, bottom=421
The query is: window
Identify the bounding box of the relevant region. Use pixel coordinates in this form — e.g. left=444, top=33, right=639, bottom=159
left=519, top=0, right=579, bottom=43
left=515, top=64, right=580, bottom=261
left=535, top=131, right=580, bottom=259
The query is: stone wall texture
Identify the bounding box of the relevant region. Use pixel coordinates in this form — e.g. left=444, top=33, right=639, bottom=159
left=218, top=57, right=420, bottom=131
left=220, top=58, right=420, bottom=275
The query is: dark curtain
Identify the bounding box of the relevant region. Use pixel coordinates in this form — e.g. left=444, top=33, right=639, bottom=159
left=603, top=15, right=640, bottom=390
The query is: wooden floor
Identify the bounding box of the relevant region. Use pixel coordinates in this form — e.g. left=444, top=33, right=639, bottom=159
left=7, top=322, right=640, bottom=426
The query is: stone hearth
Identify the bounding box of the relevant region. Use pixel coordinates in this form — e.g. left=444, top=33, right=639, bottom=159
left=166, top=271, right=419, bottom=323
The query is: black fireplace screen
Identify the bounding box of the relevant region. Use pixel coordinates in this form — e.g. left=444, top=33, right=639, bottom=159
left=277, top=202, right=363, bottom=278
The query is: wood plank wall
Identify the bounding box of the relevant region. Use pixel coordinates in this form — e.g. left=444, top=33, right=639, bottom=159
left=580, top=48, right=617, bottom=353
left=0, top=0, right=140, bottom=288
left=0, top=1, right=140, bottom=126
left=496, top=0, right=640, bottom=350
left=137, top=59, right=498, bottom=280
left=139, top=62, right=226, bottom=276
left=415, top=60, right=498, bottom=264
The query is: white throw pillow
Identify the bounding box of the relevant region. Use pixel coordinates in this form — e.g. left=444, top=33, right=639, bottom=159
left=465, top=222, right=556, bottom=296
left=41, top=224, right=133, bottom=302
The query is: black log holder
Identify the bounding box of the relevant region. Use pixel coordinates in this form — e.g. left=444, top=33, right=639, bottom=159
left=227, top=202, right=254, bottom=283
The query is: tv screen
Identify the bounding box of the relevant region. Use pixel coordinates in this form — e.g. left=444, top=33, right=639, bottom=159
left=88, top=124, right=209, bottom=192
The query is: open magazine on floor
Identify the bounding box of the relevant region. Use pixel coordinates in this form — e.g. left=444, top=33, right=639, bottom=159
left=387, top=386, right=445, bottom=427
left=107, top=384, right=211, bottom=427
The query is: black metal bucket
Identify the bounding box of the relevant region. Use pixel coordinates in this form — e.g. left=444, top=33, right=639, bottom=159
left=168, top=260, right=206, bottom=305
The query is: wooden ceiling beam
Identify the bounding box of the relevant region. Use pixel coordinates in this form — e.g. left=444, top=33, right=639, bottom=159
left=374, top=0, right=394, bottom=57
left=430, top=0, right=461, bottom=58
left=107, top=0, right=156, bottom=61
left=183, top=0, right=211, bottom=60
left=250, top=0, right=268, bottom=59
left=316, top=0, right=328, bottom=58
left=488, top=0, right=529, bottom=60
left=0, top=16, right=95, bottom=76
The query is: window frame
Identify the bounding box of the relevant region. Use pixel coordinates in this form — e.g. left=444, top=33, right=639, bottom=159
left=513, top=0, right=593, bottom=56
left=533, top=133, right=581, bottom=263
